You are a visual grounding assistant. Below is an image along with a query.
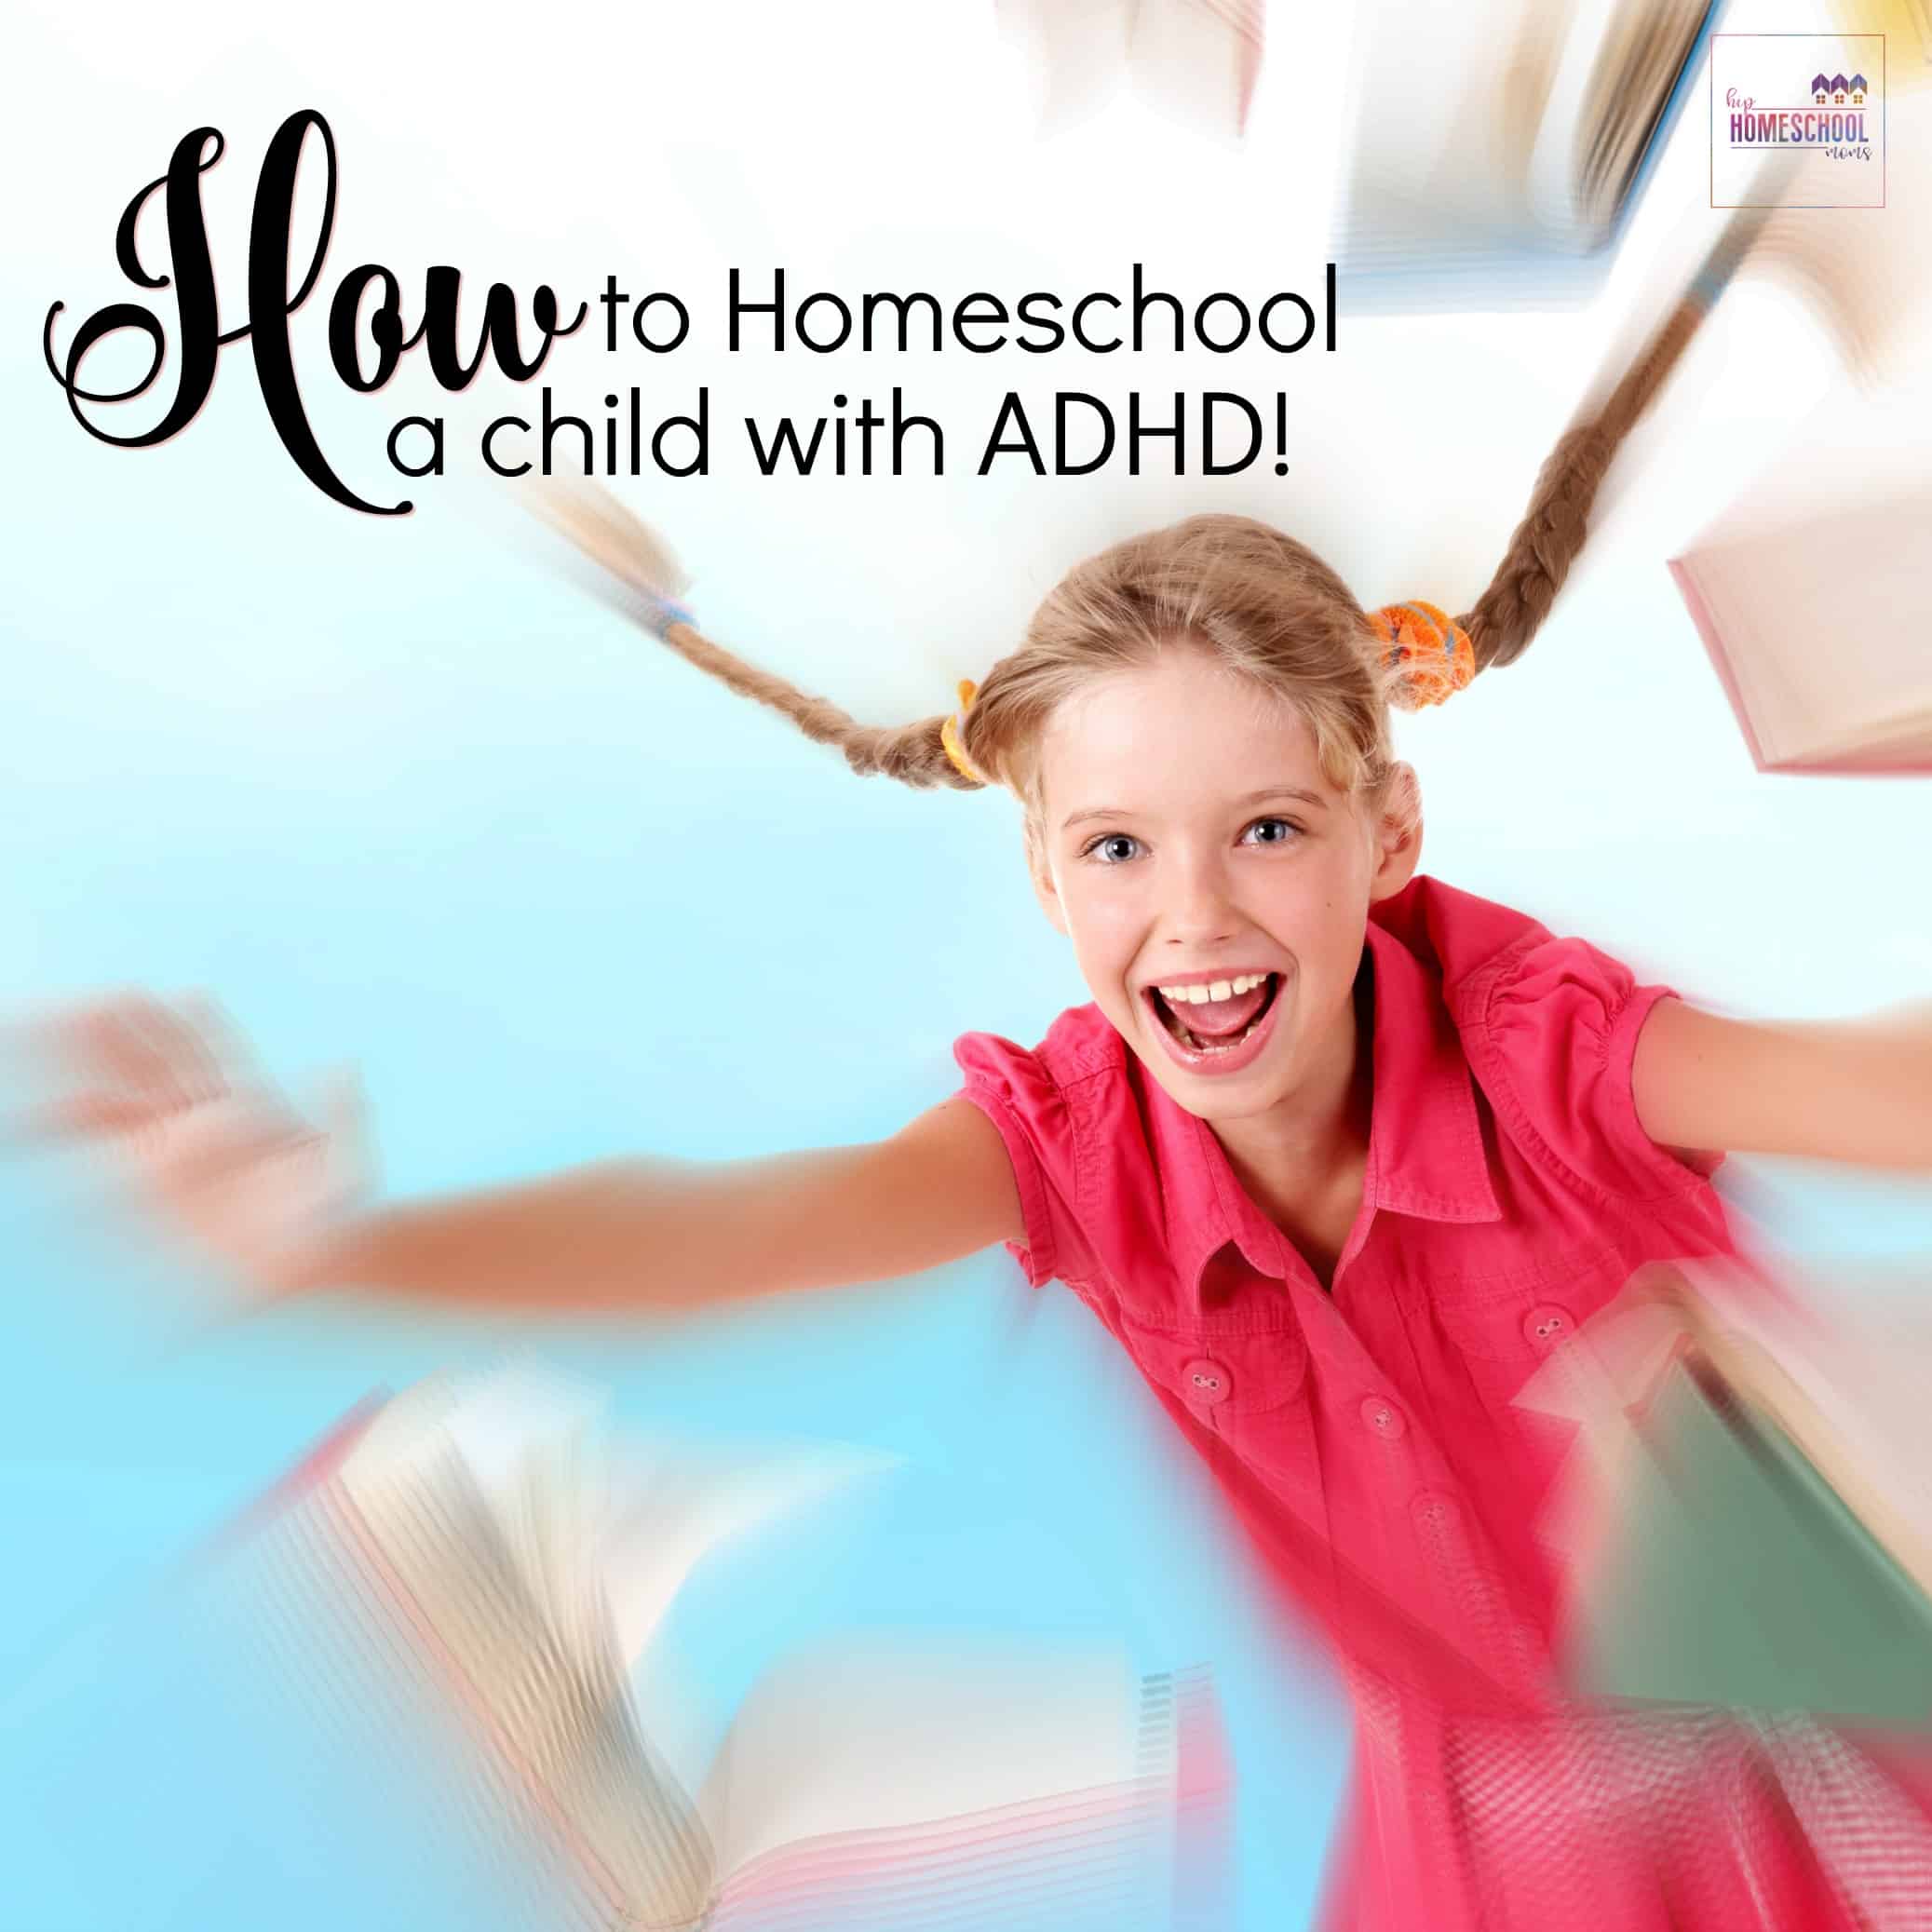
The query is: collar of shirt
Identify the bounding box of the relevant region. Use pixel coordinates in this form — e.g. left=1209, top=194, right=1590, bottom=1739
left=1147, top=917, right=1503, bottom=1309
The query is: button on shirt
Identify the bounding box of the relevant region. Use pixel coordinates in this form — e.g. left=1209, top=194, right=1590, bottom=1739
left=953, top=877, right=1926, bottom=1931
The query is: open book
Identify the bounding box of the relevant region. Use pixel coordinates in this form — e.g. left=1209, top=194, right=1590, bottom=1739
left=1669, top=493, right=1932, bottom=774
left=1332, top=0, right=1719, bottom=308
left=232, top=1370, right=1226, bottom=1932
left=1667, top=353, right=1932, bottom=775
left=1520, top=1261, right=1932, bottom=1724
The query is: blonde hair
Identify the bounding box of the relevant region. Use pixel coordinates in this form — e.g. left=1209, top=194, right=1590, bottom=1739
left=573, top=240, right=1738, bottom=820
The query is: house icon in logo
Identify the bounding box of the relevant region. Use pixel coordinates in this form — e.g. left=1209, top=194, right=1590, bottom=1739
left=1814, top=70, right=1866, bottom=103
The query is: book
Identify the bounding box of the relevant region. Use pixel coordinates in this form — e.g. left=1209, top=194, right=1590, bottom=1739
left=1830, top=0, right=1932, bottom=81
left=1667, top=361, right=1932, bottom=775
left=225, top=1368, right=1226, bottom=1932
left=1331, top=0, right=1723, bottom=310
left=1519, top=1260, right=1932, bottom=1724
left=996, top=0, right=1265, bottom=142
left=1669, top=493, right=1932, bottom=774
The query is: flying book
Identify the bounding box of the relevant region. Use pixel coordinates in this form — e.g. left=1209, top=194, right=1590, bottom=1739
left=1669, top=493, right=1932, bottom=774
left=1520, top=1261, right=1932, bottom=1725
left=1668, top=359, right=1932, bottom=776
left=1830, top=1, right=1932, bottom=81
left=222, top=1369, right=1226, bottom=1932
left=1332, top=0, right=1723, bottom=309
left=996, top=0, right=1265, bottom=142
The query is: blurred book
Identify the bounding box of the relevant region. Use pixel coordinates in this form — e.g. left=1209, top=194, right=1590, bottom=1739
left=234, top=1369, right=1223, bottom=1932
left=1669, top=493, right=1932, bottom=773
left=1831, top=1, right=1932, bottom=82
left=1521, top=1261, right=1932, bottom=1724
left=997, top=0, right=1265, bottom=142
left=1669, top=363, right=1932, bottom=775
left=1333, top=0, right=1722, bottom=310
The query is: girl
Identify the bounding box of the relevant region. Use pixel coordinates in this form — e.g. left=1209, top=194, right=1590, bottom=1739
left=22, top=286, right=1932, bottom=1928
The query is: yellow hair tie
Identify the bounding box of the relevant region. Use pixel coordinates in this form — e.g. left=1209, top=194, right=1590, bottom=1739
left=939, top=678, right=987, bottom=784
left=1366, top=601, right=1476, bottom=711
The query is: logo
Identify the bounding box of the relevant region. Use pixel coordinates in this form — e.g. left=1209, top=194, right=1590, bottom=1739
left=1710, top=34, right=1885, bottom=208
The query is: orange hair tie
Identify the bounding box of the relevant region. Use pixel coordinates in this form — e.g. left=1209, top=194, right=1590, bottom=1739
left=939, top=679, right=986, bottom=784
left=1365, top=601, right=1477, bottom=711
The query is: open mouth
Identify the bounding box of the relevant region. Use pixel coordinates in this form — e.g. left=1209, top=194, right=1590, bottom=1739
left=1145, top=972, right=1282, bottom=1056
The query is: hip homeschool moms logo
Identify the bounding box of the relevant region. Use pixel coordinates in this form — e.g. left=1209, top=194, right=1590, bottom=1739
left=1710, top=33, right=1885, bottom=208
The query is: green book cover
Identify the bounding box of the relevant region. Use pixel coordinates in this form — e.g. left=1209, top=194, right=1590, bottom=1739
left=1565, top=1352, right=1932, bottom=1727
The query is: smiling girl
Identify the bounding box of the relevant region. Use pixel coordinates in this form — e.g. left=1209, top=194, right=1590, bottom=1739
left=24, top=278, right=1932, bottom=1927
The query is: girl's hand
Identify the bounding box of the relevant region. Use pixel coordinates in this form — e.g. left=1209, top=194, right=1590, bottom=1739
left=6, top=992, right=372, bottom=1299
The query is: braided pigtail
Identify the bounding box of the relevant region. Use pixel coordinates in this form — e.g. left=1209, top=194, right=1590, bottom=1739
left=1457, top=199, right=1785, bottom=672
left=521, top=480, right=984, bottom=790
left=650, top=620, right=976, bottom=790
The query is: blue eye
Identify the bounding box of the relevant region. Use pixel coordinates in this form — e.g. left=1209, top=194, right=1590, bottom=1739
left=1082, top=832, right=1142, bottom=864
left=1242, top=817, right=1301, bottom=846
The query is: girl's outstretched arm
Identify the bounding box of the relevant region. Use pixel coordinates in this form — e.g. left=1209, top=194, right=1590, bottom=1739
left=1633, top=997, right=1932, bottom=1173
left=8, top=993, right=1025, bottom=1314
left=295, top=1102, right=1026, bottom=1312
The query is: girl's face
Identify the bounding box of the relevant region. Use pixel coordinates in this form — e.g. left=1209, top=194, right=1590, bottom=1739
left=1031, top=646, right=1419, bottom=1125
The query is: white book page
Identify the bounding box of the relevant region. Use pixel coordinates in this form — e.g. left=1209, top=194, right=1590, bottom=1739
left=699, top=1636, right=1156, bottom=1884
left=423, top=1370, right=898, bottom=1679
left=331, top=1371, right=720, bottom=1929
left=1682, top=500, right=1932, bottom=764
left=1126, top=0, right=1257, bottom=142
left=601, top=1436, right=901, bottom=1672
left=1547, top=0, right=1711, bottom=239
left=1341, top=0, right=1554, bottom=236
left=598, top=1433, right=901, bottom=1806
left=1678, top=360, right=1932, bottom=763
left=1525, top=0, right=1637, bottom=240
left=439, top=1380, right=902, bottom=1804
left=434, top=1365, right=613, bottom=1629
